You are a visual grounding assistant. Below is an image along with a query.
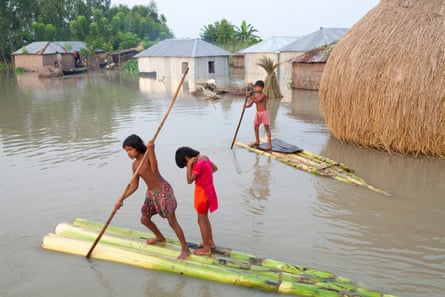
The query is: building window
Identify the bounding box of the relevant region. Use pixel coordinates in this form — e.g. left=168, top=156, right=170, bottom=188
left=208, top=61, right=215, bottom=74
left=182, top=62, right=188, bottom=73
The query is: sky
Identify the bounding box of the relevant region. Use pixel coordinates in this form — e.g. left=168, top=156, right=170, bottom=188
left=111, top=0, right=380, bottom=39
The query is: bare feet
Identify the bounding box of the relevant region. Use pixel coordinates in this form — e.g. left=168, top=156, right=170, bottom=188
left=198, top=242, right=216, bottom=249
left=146, top=237, right=165, bottom=245
left=194, top=247, right=212, bottom=256
left=177, top=248, right=191, bottom=260
left=248, top=142, right=259, bottom=147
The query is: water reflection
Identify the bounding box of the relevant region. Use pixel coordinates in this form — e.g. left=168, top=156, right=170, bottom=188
left=239, top=154, right=273, bottom=242
left=289, top=89, right=324, bottom=124
left=244, top=154, right=272, bottom=207
left=1, top=72, right=141, bottom=167
left=312, top=136, right=445, bottom=295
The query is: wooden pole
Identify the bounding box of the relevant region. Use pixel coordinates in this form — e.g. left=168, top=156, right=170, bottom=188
left=86, top=68, right=189, bottom=258
left=230, top=90, right=249, bottom=149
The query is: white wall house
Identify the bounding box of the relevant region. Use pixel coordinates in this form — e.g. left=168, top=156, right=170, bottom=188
left=235, top=36, right=300, bottom=83
left=135, top=39, right=230, bottom=92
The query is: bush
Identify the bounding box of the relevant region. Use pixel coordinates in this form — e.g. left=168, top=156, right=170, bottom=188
left=14, top=67, right=25, bottom=74
left=123, top=59, right=138, bottom=73
left=0, top=62, right=10, bottom=70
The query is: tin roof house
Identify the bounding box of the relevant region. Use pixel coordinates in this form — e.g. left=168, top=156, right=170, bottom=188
left=234, top=36, right=300, bottom=82
left=279, top=27, right=348, bottom=87
left=290, top=43, right=336, bottom=90
left=135, top=38, right=231, bottom=94
left=12, top=41, right=103, bottom=72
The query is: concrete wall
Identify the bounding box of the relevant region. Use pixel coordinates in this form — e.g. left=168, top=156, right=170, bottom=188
left=138, top=56, right=229, bottom=90
left=278, top=51, right=304, bottom=87
left=244, top=52, right=278, bottom=83
left=138, top=56, right=229, bottom=92
left=292, top=62, right=326, bottom=90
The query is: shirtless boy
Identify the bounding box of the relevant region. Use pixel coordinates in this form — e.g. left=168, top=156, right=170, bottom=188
left=114, top=134, right=190, bottom=259
left=245, top=80, right=272, bottom=150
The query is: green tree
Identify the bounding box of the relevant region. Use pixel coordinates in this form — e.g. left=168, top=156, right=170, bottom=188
left=201, top=24, right=218, bottom=44
left=235, top=20, right=261, bottom=48
left=70, top=15, right=90, bottom=41
left=0, top=0, right=173, bottom=61
left=201, top=19, right=261, bottom=52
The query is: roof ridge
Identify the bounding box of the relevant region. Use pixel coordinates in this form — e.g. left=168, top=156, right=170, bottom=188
left=38, top=42, right=51, bottom=55
left=191, top=39, right=198, bottom=57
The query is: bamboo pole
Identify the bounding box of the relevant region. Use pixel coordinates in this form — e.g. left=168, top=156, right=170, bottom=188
left=44, top=222, right=397, bottom=297
left=234, top=141, right=391, bottom=196
left=73, top=218, right=352, bottom=283
left=230, top=90, right=249, bottom=149
left=86, top=68, right=189, bottom=258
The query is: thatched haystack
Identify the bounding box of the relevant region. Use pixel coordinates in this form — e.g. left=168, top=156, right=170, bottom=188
left=257, top=56, right=283, bottom=99
left=319, top=0, right=445, bottom=157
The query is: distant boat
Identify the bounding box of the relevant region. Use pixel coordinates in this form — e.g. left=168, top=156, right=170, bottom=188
left=63, top=67, right=88, bottom=75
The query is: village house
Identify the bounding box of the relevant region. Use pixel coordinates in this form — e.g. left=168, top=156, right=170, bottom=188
left=234, top=36, right=300, bottom=82
left=135, top=39, right=230, bottom=80
left=279, top=27, right=348, bottom=89
left=12, top=41, right=103, bottom=72
left=290, top=43, right=335, bottom=90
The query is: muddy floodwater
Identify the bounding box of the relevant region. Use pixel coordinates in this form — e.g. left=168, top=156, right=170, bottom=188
left=0, top=71, right=444, bottom=297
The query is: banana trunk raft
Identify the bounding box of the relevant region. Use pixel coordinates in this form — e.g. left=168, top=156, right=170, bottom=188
left=41, top=219, right=397, bottom=297
left=234, top=139, right=390, bottom=196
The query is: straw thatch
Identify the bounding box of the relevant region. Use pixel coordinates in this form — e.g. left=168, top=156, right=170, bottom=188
left=257, top=56, right=283, bottom=99
left=319, top=0, right=445, bottom=157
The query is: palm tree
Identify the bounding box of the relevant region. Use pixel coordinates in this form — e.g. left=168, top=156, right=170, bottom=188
left=235, top=20, right=261, bottom=48
left=257, top=56, right=282, bottom=99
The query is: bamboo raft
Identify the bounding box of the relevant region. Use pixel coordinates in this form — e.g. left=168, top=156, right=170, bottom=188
left=234, top=139, right=391, bottom=196
left=42, top=218, right=397, bottom=297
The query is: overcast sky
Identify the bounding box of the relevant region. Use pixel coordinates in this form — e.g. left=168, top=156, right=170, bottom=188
left=111, top=0, right=380, bottom=39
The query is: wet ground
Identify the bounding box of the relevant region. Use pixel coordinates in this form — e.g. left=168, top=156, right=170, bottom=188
left=0, top=71, right=444, bottom=297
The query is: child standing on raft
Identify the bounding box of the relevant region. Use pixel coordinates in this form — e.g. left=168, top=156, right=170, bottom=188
left=245, top=80, right=272, bottom=150
left=115, top=134, right=190, bottom=259
left=175, top=147, right=218, bottom=256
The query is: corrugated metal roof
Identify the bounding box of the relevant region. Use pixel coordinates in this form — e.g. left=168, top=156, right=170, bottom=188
left=135, top=39, right=231, bottom=58
left=12, top=41, right=103, bottom=55
left=236, top=36, right=300, bottom=54
left=290, top=43, right=336, bottom=63
left=280, top=27, right=348, bottom=52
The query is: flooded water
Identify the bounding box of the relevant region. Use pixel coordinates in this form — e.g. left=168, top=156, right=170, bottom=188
left=0, top=71, right=444, bottom=297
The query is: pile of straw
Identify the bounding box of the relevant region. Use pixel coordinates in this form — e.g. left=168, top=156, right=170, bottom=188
left=257, top=56, right=283, bottom=99
left=319, top=0, right=445, bottom=157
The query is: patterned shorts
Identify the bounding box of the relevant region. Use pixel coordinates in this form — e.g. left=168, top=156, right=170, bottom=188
left=141, top=182, right=177, bottom=219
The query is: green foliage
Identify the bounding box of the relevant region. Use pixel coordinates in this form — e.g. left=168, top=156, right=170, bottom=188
left=201, top=19, right=261, bottom=52
left=0, top=62, right=11, bottom=70
left=14, top=67, right=25, bottom=74
left=123, top=59, right=138, bottom=73
left=0, top=0, right=172, bottom=61
left=235, top=20, right=261, bottom=48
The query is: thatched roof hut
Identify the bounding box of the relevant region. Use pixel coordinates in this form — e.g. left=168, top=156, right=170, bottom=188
left=319, top=0, right=445, bottom=157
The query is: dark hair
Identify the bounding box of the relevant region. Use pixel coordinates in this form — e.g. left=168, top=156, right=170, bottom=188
left=122, top=134, right=146, bottom=154
left=175, top=147, right=199, bottom=168
left=255, top=80, right=265, bottom=88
